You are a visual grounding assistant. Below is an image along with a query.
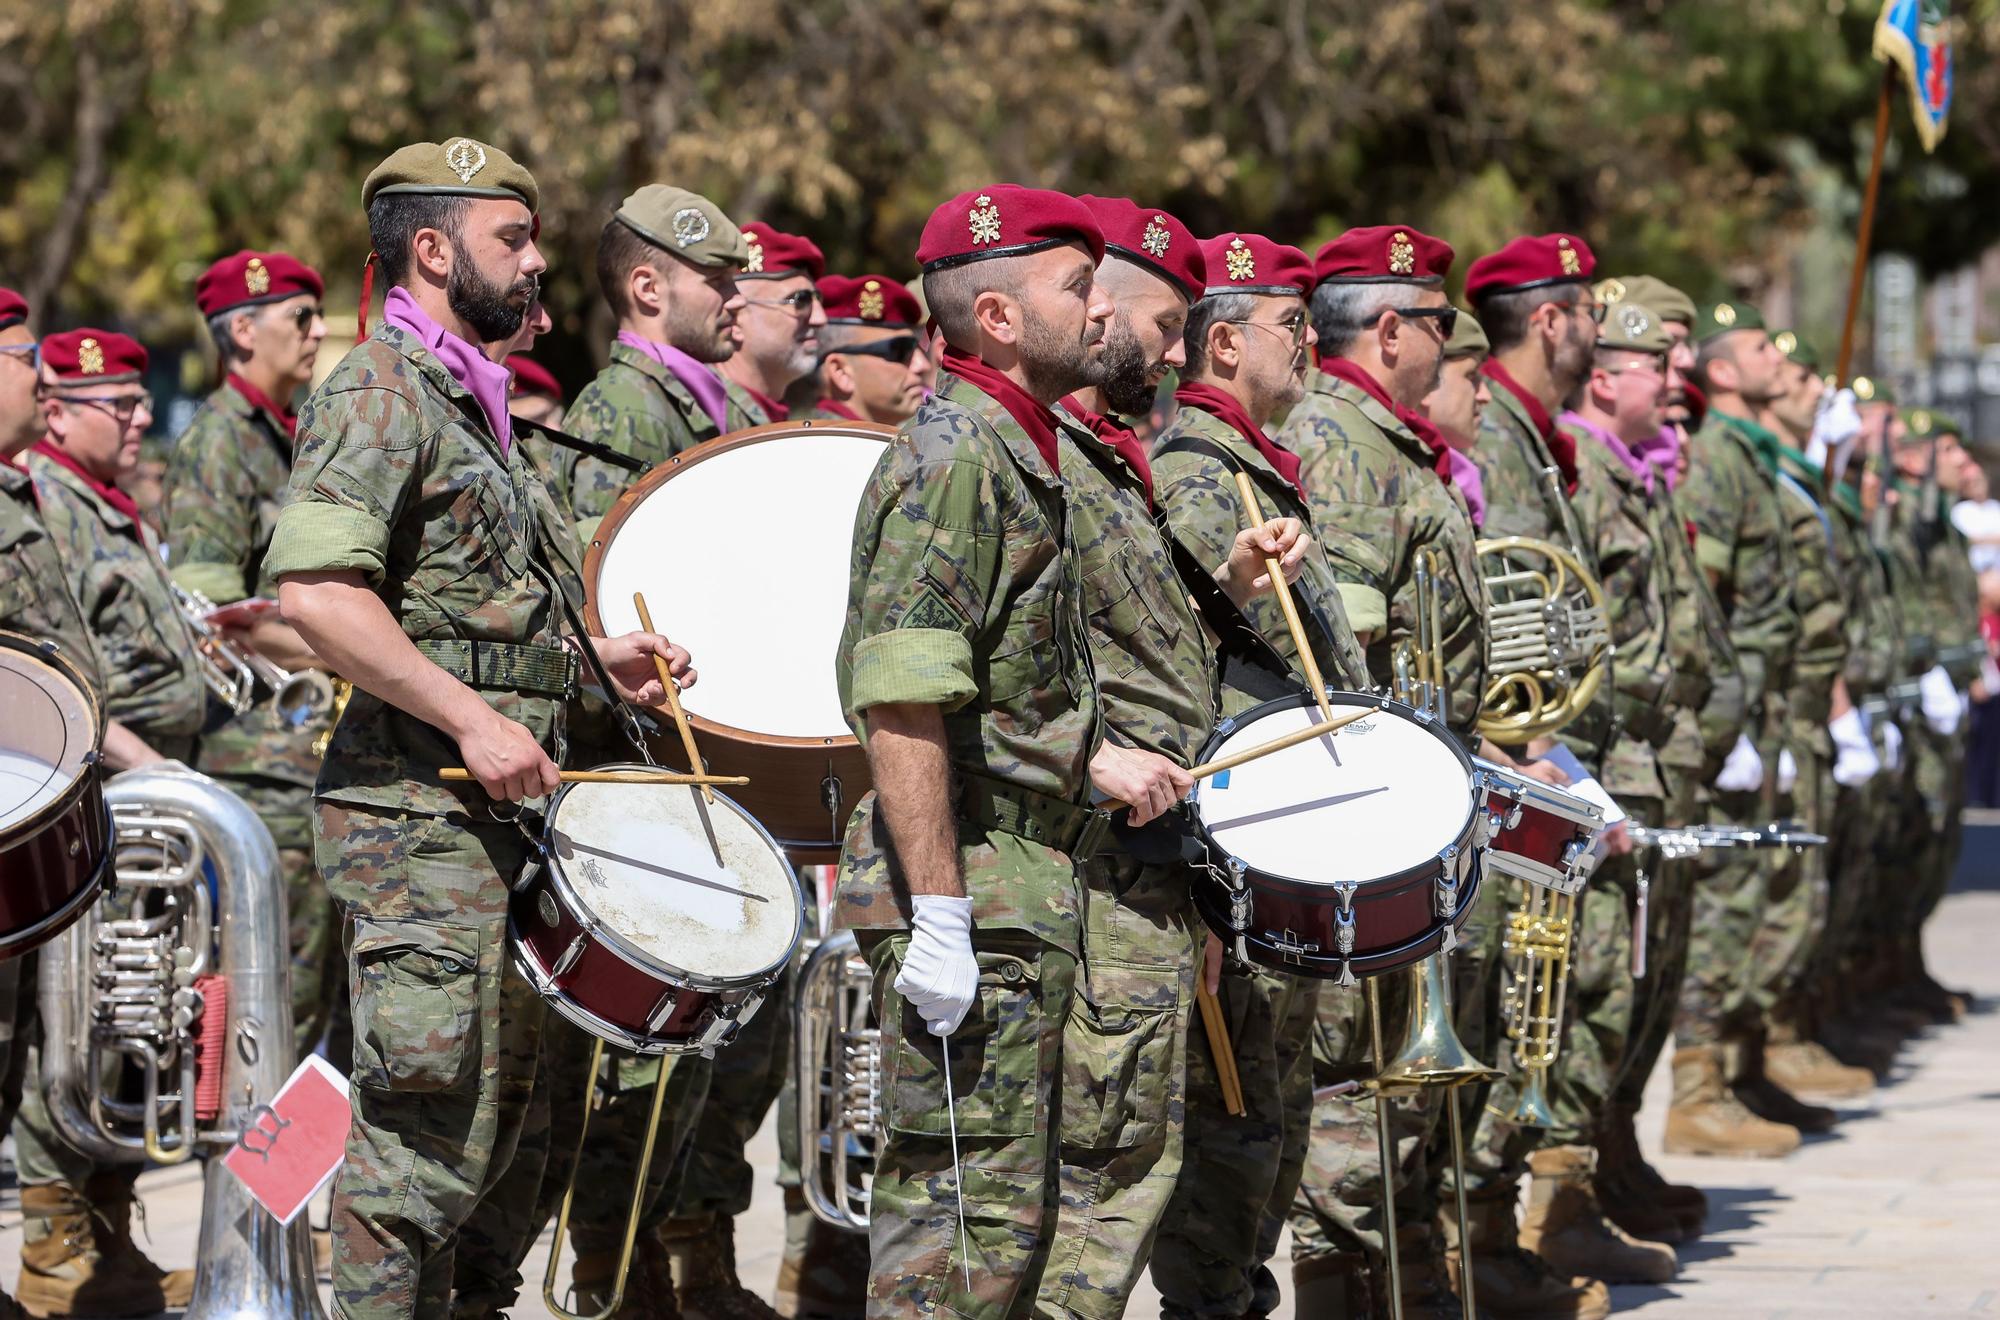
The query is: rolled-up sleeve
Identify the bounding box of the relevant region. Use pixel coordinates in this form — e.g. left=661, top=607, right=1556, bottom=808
left=262, top=395, right=416, bottom=585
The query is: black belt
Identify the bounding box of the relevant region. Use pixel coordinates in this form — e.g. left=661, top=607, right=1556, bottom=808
left=413, top=639, right=577, bottom=697
left=957, top=771, right=1106, bottom=856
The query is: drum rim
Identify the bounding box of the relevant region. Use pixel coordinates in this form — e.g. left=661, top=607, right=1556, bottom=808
left=0, top=630, right=106, bottom=851
left=507, top=926, right=756, bottom=1056
left=1190, top=689, right=1479, bottom=899
left=540, top=764, right=805, bottom=988
left=1472, top=758, right=1605, bottom=829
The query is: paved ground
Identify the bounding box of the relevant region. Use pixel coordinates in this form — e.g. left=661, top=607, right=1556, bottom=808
left=2, top=828, right=1994, bottom=1317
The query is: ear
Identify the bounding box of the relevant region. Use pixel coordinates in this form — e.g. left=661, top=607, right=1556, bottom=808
left=972, top=288, right=1019, bottom=346
left=1207, top=321, right=1243, bottom=372
left=411, top=226, right=453, bottom=280
left=1706, top=354, right=1740, bottom=395
left=630, top=263, right=664, bottom=317
left=1376, top=307, right=1403, bottom=359
left=228, top=310, right=258, bottom=357
left=824, top=354, right=855, bottom=397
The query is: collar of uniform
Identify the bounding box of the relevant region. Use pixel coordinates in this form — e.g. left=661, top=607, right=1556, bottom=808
left=1561, top=417, right=1648, bottom=498
left=1174, top=401, right=1292, bottom=491
left=933, top=372, right=1064, bottom=491
left=1317, top=368, right=1432, bottom=465
left=28, top=446, right=138, bottom=533
left=376, top=323, right=514, bottom=464
left=0, top=458, right=30, bottom=495
left=208, top=379, right=294, bottom=447
left=1772, top=440, right=1824, bottom=490
left=1707, top=408, right=1783, bottom=476
left=607, top=338, right=711, bottom=419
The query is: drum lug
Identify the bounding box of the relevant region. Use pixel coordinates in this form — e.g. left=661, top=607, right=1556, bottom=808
left=646, top=987, right=679, bottom=1033
left=1333, top=881, right=1359, bottom=988
left=1223, top=859, right=1251, bottom=932
left=1434, top=849, right=1461, bottom=953
left=552, top=933, right=588, bottom=978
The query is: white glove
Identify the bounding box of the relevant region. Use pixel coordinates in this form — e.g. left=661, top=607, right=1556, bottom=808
left=1807, top=386, right=1862, bottom=473
left=1880, top=718, right=1905, bottom=771
left=1714, top=733, right=1765, bottom=792
left=1829, top=708, right=1880, bottom=787
left=1919, top=664, right=1963, bottom=735
left=895, top=894, right=978, bottom=1037
left=1776, top=747, right=1798, bottom=794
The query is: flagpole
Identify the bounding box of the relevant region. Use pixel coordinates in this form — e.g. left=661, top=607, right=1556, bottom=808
left=1834, top=65, right=1898, bottom=387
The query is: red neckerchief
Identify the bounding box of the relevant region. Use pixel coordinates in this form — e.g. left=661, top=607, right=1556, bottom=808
left=226, top=372, right=299, bottom=440
left=1316, top=356, right=1453, bottom=486
left=1172, top=380, right=1304, bottom=500
left=1682, top=381, right=1710, bottom=433
left=940, top=345, right=1062, bottom=476
left=1060, top=394, right=1152, bottom=506
left=743, top=385, right=789, bottom=422
left=1481, top=358, right=1578, bottom=494
left=31, top=439, right=144, bottom=528
left=814, top=397, right=861, bottom=421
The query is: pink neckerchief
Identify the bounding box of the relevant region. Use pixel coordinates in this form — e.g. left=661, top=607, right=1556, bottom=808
left=1632, top=424, right=1682, bottom=492
left=383, top=287, right=514, bottom=453
left=1559, top=409, right=1654, bottom=495
left=1444, top=448, right=1485, bottom=527
left=617, top=331, right=730, bottom=433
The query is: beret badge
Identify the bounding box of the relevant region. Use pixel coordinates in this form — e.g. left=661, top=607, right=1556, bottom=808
left=1389, top=232, right=1415, bottom=277
left=78, top=338, right=105, bottom=376
left=858, top=279, right=886, bottom=321
left=1854, top=375, right=1876, bottom=401
left=1558, top=237, right=1582, bottom=277
left=245, top=257, right=270, bottom=296
left=1773, top=330, right=1797, bottom=356
left=1620, top=306, right=1651, bottom=337
left=968, top=194, right=1002, bottom=246
left=672, top=208, right=711, bottom=249
left=444, top=139, right=487, bottom=185
left=1910, top=407, right=1934, bottom=432
left=744, top=233, right=765, bottom=274
left=1594, top=277, right=1626, bottom=303
left=1713, top=302, right=1737, bottom=328
left=1142, top=216, right=1172, bottom=260
left=1225, top=237, right=1256, bottom=282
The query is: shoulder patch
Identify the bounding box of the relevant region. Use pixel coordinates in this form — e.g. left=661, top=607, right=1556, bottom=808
left=902, top=585, right=966, bottom=631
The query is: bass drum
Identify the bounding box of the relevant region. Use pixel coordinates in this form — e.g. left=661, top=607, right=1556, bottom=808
left=1188, top=691, right=1485, bottom=982
left=0, top=631, right=111, bottom=959
left=585, top=420, right=897, bottom=862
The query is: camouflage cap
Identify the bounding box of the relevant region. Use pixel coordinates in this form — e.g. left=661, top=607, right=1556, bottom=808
left=616, top=185, right=749, bottom=269
left=1596, top=274, right=1694, bottom=327
left=1852, top=374, right=1898, bottom=406
left=1694, top=299, right=1766, bottom=345
left=1597, top=301, right=1671, bottom=354
left=1771, top=329, right=1820, bottom=370
left=1440, top=307, right=1489, bottom=359
left=363, top=138, right=539, bottom=212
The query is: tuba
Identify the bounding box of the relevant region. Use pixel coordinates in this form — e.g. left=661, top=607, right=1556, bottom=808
left=39, top=766, right=324, bottom=1319
left=794, top=929, right=878, bottom=1232
left=172, top=582, right=336, bottom=730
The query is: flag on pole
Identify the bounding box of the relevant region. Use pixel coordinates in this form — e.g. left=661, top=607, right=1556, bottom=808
left=1873, top=0, right=1954, bottom=152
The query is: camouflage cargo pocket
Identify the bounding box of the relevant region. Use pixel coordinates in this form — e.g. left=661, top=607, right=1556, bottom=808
left=882, top=949, right=1047, bottom=1139
left=350, top=916, right=481, bottom=1093
left=1059, top=960, right=1179, bottom=1151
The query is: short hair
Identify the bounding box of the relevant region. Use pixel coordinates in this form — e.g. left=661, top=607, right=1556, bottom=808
left=1476, top=283, right=1579, bottom=353
left=1694, top=333, right=1736, bottom=392
left=206, top=310, right=246, bottom=363
left=367, top=193, right=468, bottom=288
left=1309, top=282, right=1421, bottom=358
left=921, top=261, right=1014, bottom=347
left=596, top=216, right=669, bottom=318
left=1182, top=291, right=1262, bottom=377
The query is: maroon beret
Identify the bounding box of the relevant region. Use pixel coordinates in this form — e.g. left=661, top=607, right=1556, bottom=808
left=916, top=185, right=1105, bottom=272
left=1314, top=225, right=1454, bottom=287
left=507, top=353, right=562, bottom=401
left=1201, top=232, right=1313, bottom=298
left=1464, top=233, right=1596, bottom=303
left=1074, top=195, right=1205, bottom=302
left=739, top=222, right=826, bottom=282
left=195, top=250, right=325, bottom=317
left=43, top=329, right=147, bottom=384
left=820, top=274, right=923, bottom=328
left=0, top=288, right=27, bottom=330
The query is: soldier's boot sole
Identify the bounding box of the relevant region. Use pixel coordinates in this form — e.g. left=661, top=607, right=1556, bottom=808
left=1663, top=1098, right=1800, bottom=1158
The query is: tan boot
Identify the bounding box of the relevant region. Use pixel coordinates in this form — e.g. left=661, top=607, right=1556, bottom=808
left=1767, top=1039, right=1875, bottom=1099
left=17, top=1182, right=171, bottom=1319
left=665, top=1214, right=781, bottom=1320
left=83, top=1174, right=194, bottom=1309
left=1521, top=1146, right=1676, bottom=1285
left=1663, top=1046, right=1800, bottom=1158
left=1291, top=1250, right=1374, bottom=1319
left=1440, top=1184, right=1611, bottom=1320
left=570, top=1231, right=683, bottom=1319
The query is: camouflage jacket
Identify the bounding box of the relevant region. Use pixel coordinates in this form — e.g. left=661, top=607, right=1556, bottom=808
left=1771, top=445, right=1849, bottom=740
left=0, top=461, right=102, bottom=687
left=1151, top=402, right=1368, bottom=718
left=1679, top=411, right=1799, bottom=743
left=835, top=372, right=1101, bottom=946
left=1471, top=368, right=1580, bottom=547
left=1824, top=488, right=1901, bottom=701
left=265, top=323, right=586, bottom=818
left=1654, top=479, right=1742, bottom=779
left=1283, top=368, right=1485, bottom=740
left=164, top=382, right=325, bottom=789
left=28, top=452, right=205, bottom=750
left=1560, top=421, right=1677, bottom=797
left=1887, top=484, right=1983, bottom=683
left=562, top=341, right=767, bottom=540
left=1060, top=422, right=1217, bottom=766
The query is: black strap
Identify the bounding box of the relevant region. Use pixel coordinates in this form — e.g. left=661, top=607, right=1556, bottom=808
left=514, top=416, right=646, bottom=474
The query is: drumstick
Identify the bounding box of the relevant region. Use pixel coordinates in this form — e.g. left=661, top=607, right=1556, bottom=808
left=1196, top=983, right=1247, bottom=1117
left=1232, top=471, right=1337, bottom=728
left=1097, top=705, right=1375, bottom=813
left=632, top=592, right=710, bottom=805
left=441, top=769, right=749, bottom=786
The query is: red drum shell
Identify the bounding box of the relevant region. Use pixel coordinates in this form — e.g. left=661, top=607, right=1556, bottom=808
left=1475, top=762, right=1603, bottom=895
left=0, top=632, right=112, bottom=959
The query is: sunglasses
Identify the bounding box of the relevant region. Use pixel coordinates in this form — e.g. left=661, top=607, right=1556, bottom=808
left=832, top=335, right=921, bottom=366
left=1367, top=306, right=1460, bottom=338
left=58, top=393, right=150, bottom=428
left=1224, top=313, right=1310, bottom=349
left=742, top=288, right=822, bottom=315
left=285, top=304, right=323, bottom=332
left=0, top=341, right=39, bottom=372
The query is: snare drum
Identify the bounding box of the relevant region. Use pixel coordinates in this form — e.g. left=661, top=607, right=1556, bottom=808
left=1474, top=763, right=1605, bottom=896
left=0, top=631, right=111, bottom=959
left=510, top=766, right=805, bottom=1055
left=1187, top=691, right=1484, bottom=983
left=585, top=421, right=896, bottom=862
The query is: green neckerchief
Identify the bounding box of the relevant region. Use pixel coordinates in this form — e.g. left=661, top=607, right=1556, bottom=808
left=1711, top=408, right=1783, bottom=476
left=1887, top=472, right=1950, bottom=521
left=1832, top=480, right=1864, bottom=522
left=1773, top=440, right=1824, bottom=490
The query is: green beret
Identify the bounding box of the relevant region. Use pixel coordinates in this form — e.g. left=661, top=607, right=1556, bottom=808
left=1596, top=274, right=1694, bottom=327
left=1771, top=329, right=1820, bottom=370
left=1441, top=307, right=1488, bottom=359
left=1596, top=302, right=1671, bottom=355
left=363, top=138, right=539, bottom=212
left=1852, top=374, right=1898, bottom=406
left=616, top=185, right=749, bottom=269
left=1898, top=407, right=1962, bottom=442
left=1694, top=299, right=1766, bottom=345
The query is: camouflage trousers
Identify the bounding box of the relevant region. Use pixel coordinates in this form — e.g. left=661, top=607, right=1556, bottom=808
left=1611, top=772, right=1703, bottom=1110
left=315, top=803, right=551, bottom=1320
left=1808, top=771, right=1889, bottom=1000
left=1898, top=724, right=1967, bottom=955
left=1756, top=742, right=1831, bottom=1038
left=1671, top=784, right=1770, bottom=1048
left=664, top=962, right=798, bottom=1222
left=1153, top=963, right=1315, bottom=1319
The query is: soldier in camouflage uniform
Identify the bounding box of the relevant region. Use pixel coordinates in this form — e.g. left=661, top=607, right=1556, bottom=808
left=18, top=328, right=203, bottom=1316
left=264, top=140, right=692, bottom=1320
left=1148, top=231, right=1371, bottom=1320
left=165, top=248, right=345, bottom=1063
left=560, top=185, right=753, bottom=539
left=831, top=185, right=1114, bottom=1318
left=803, top=274, right=933, bottom=426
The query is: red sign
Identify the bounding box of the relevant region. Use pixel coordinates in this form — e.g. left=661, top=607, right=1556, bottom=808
left=221, top=1054, right=351, bottom=1225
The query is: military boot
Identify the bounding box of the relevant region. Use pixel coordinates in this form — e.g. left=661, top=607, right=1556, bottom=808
left=83, top=1174, right=195, bottom=1309
left=773, top=1188, right=867, bottom=1320
left=1392, top=1222, right=1468, bottom=1318
left=665, top=1213, right=781, bottom=1320
left=1593, top=1105, right=1704, bottom=1242
left=17, top=1182, right=174, bottom=1319
left=570, top=1228, right=683, bottom=1319
left=1520, top=1146, right=1676, bottom=1284
left=1662, top=1045, right=1799, bottom=1158
left=0, top=1294, right=23, bottom=1320
left=1290, top=1250, right=1373, bottom=1319
left=1766, top=1038, right=1874, bottom=1098
left=1728, top=1034, right=1837, bottom=1134
left=1440, top=1183, right=1610, bottom=1320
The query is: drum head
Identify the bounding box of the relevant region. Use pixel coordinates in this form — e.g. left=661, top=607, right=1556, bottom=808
left=1194, top=696, right=1475, bottom=889
left=586, top=422, right=895, bottom=743
left=547, top=768, right=803, bottom=984
left=0, top=636, right=98, bottom=836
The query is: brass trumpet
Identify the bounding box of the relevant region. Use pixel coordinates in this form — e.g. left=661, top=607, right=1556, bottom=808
left=171, top=583, right=335, bottom=730
left=1497, top=878, right=1576, bottom=1128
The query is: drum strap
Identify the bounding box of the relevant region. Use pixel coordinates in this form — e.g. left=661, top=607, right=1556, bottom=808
left=513, top=417, right=647, bottom=473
